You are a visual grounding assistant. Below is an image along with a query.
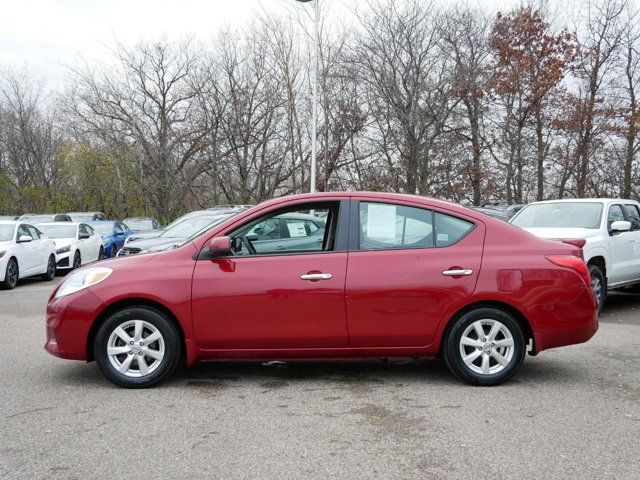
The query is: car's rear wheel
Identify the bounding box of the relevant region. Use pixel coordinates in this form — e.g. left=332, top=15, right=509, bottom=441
left=1, top=258, right=18, bottom=290
left=41, top=255, right=56, bottom=281
left=588, top=264, right=605, bottom=313
left=94, top=307, right=181, bottom=388
left=444, top=307, right=525, bottom=386
left=72, top=251, right=81, bottom=270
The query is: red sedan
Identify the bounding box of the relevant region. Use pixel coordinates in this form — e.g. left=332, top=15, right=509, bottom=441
left=45, top=192, right=598, bottom=387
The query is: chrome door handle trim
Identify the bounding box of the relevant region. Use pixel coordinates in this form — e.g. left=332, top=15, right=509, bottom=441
left=300, top=273, right=332, bottom=281
left=442, top=269, right=473, bottom=276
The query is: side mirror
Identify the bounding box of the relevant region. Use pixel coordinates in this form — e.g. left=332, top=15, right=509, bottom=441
left=208, top=236, right=232, bottom=258
left=79, top=233, right=90, bottom=240
left=17, top=235, right=33, bottom=243
left=610, top=220, right=632, bottom=233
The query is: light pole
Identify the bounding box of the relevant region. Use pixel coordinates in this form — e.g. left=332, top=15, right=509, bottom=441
left=296, top=0, right=318, bottom=193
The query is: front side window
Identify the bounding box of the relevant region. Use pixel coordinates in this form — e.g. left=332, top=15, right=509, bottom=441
left=230, top=204, right=335, bottom=256
left=608, top=204, right=625, bottom=227
left=17, top=225, right=30, bottom=240
left=26, top=225, right=40, bottom=239
left=359, top=202, right=433, bottom=250
left=624, top=204, right=640, bottom=230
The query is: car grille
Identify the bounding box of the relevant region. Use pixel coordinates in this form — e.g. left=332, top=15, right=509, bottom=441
left=118, top=247, right=142, bottom=257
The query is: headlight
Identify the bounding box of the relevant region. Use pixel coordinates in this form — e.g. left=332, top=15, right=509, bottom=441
left=56, top=246, right=71, bottom=254
left=55, top=267, right=113, bottom=298
left=0, top=251, right=5, bottom=259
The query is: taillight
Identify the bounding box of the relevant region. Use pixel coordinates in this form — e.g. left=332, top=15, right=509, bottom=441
left=545, top=255, right=591, bottom=286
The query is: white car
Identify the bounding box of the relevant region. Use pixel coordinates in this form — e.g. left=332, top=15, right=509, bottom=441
left=510, top=198, right=640, bottom=310
left=0, top=221, right=57, bottom=289
left=36, top=222, right=104, bottom=271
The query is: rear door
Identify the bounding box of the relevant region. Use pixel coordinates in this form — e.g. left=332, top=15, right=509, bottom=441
left=345, top=200, right=485, bottom=347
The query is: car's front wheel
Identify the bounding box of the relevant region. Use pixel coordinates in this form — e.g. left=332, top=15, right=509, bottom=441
left=1, top=258, right=18, bottom=290
left=72, top=251, right=81, bottom=270
left=94, top=307, right=181, bottom=388
left=588, top=264, right=606, bottom=313
left=444, top=307, right=525, bottom=386
left=41, top=255, right=56, bottom=281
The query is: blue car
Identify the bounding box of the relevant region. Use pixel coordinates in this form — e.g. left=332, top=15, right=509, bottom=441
left=86, top=221, right=132, bottom=258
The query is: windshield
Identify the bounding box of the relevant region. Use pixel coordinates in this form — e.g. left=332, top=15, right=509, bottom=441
left=160, top=216, right=224, bottom=239
left=125, top=218, right=154, bottom=230
left=91, top=223, right=114, bottom=235
left=0, top=225, right=14, bottom=241
left=511, top=202, right=603, bottom=229
left=69, top=214, right=94, bottom=222
left=37, top=224, right=77, bottom=239
left=20, top=215, right=52, bottom=222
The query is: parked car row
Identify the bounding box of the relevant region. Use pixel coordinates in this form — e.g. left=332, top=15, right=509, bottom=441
left=0, top=208, right=252, bottom=289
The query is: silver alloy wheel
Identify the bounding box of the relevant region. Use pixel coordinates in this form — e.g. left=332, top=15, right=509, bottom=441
left=107, top=320, right=165, bottom=377
left=47, top=256, right=55, bottom=277
left=7, top=260, right=18, bottom=287
left=459, top=319, right=515, bottom=375
left=592, top=276, right=603, bottom=305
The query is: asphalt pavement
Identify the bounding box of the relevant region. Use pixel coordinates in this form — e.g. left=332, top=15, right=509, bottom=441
left=1, top=277, right=639, bottom=479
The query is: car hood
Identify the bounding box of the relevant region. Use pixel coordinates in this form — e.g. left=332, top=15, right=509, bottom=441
left=519, top=227, right=600, bottom=239
left=52, top=238, right=75, bottom=249
left=0, top=240, right=12, bottom=251
left=126, top=237, right=183, bottom=252
left=127, top=229, right=165, bottom=242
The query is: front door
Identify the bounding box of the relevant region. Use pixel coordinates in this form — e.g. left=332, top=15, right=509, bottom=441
left=191, top=202, right=350, bottom=350
left=345, top=200, right=485, bottom=347
left=607, top=203, right=635, bottom=284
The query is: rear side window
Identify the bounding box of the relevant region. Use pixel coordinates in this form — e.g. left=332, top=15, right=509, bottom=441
left=434, top=213, right=475, bottom=247
left=359, top=202, right=433, bottom=250
left=624, top=204, right=640, bottom=230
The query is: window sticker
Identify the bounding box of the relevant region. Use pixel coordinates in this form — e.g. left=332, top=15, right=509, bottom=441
left=367, top=204, right=397, bottom=240
left=287, top=221, right=307, bottom=238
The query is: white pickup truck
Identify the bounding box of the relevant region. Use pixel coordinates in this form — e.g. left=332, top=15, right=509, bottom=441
left=510, top=198, right=640, bottom=310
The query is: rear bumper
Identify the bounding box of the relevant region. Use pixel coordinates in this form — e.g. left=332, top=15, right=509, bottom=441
left=529, top=288, right=598, bottom=353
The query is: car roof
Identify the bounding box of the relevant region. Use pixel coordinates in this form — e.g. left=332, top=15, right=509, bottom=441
left=86, top=220, right=117, bottom=225
left=36, top=222, right=81, bottom=227
left=0, top=221, right=17, bottom=226
left=124, top=217, right=154, bottom=220
left=525, top=198, right=638, bottom=205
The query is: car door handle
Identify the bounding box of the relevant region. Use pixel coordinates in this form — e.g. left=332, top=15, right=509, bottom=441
left=442, top=269, right=473, bottom=276
left=300, top=273, right=332, bottom=281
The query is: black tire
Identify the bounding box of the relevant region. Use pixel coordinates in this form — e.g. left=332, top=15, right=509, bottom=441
left=588, top=264, right=606, bottom=313
left=72, top=251, right=81, bottom=270
left=94, top=307, right=181, bottom=388
left=41, top=255, right=56, bottom=281
left=443, top=307, right=526, bottom=386
left=110, top=245, right=117, bottom=258
left=1, top=258, right=18, bottom=290
left=98, top=247, right=104, bottom=261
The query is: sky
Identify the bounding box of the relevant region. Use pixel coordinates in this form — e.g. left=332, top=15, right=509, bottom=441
left=0, top=0, right=525, bottom=89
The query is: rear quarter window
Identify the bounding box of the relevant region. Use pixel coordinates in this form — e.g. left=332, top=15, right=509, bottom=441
left=434, top=213, right=475, bottom=247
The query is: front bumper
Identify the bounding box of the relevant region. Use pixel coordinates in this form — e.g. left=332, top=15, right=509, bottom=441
left=56, top=251, right=71, bottom=269
left=45, top=288, right=103, bottom=361
left=0, top=254, right=7, bottom=282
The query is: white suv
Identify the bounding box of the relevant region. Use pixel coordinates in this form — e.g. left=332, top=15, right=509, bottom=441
left=510, top=198, right=640, bottom=310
